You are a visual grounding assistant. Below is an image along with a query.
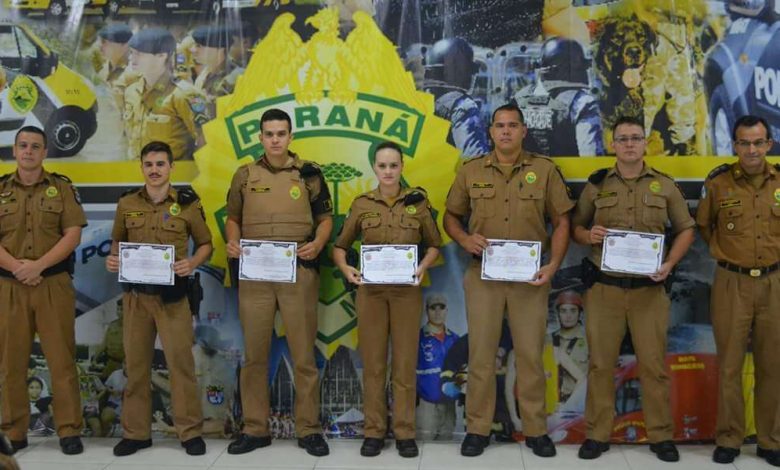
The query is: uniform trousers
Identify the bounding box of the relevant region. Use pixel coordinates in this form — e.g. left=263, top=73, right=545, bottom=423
left=356, top=284, right=422, bottom=440
left=0, top=273, right=82, bottom=441
left=463, top=262, right=549, bottom=437
left=711, top=267, right=780, bottom=449
left=583, top=282, right=673, bottom=442
left=121, top=292, right=202, bottom=441
left=238, top=265, right=320, bottom=438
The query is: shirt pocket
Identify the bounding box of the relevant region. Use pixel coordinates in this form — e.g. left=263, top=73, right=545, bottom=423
left=124, top=216, right=147, bottom=240
left=469, top=186, right=496, bottom=217
left=718, top=205, right=744, bottom=236
left=160, top=217, right=187, bottom=244
left=593, top=195, right=619, bottom=227
left=40, top=198, right=64, bottom=230
left=642, top=194, right=668, bottom=227
left=0, top=202, right=20, bottom=236
left=398, top=215, right=422, bottom=244
left=360, top=216, right=383, bottom=243
left=770, top=205, right=780, bottom=236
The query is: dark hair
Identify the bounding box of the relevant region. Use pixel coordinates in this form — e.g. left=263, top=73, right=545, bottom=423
left=611, top=116, right=644, bottom=135
left=733, top=115, right=772, bottom=140
left=374, top=141, right=403, bottom=159
left=260, top=108, right=292, bottom=133
left=491, top=103, right=524, bottom=125
left=27, top=376, right=44, bottom=388
left=15, top=126, right=47, bottom=148
left=140, top=141, right=173, bottom=163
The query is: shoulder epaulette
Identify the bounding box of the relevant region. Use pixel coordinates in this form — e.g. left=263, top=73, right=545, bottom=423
left=588, top=168, right=609, bottom=185
left=527, top=152, right=553, bottom=163
left=50, top=172, right=72, bottom=183
left=299, top=162, right=322, bottom=178
left=119, top=187, right=142, bottom=199
left=177, top=186, right=199, bottom=205
left=404, top=187, right=427, bottom=206
left=706, top=163, right=731, bottom=181
left=462, top=155, right=487, bottom=166
left=650, top=167, right=675, bottom=181
left=0, top=173, right=11, bottom=183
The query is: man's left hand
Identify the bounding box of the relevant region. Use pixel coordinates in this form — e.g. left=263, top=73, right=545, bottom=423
left=650, top=262, right=673, bottom=282
left=298, top=241, right=323, bottom=261
left=13, top=259, right=44, bottom=284
left=529, top=263, right=557, bottom=286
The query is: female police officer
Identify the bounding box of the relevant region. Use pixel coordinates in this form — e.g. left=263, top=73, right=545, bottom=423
left=333, top=141, right=441, bottom=458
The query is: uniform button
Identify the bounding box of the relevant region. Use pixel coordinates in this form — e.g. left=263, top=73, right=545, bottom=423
left=628, top=207, right=633, bottom=210
left=756, top=215, right=760, bottom=219
left=505, top=198, right=509, bottom=202
left=27, top=246, right=32, bottom=250
left=27, top=228, right=30, bottom=232
left=759, top=256, right=763, bottom=260
left=757, top=235, right=762, bottom=239
left=504, top=217, right=509, bottom=221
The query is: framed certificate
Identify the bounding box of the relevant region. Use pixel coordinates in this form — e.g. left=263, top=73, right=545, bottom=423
left=481, top=239, right=541, bottom=282
left=360, top=244, right=418, bottom=284
left=239, top=240, right=297, bottom=283
left=118, top=242, right=175, bottom=286
left=601, top=229, right=664, bottom=275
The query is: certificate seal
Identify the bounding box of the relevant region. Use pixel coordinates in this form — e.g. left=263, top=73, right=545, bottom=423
left=285, top=250, right=293, bottom=257
left=123, top=251, right=130, bottom=258
left=649, top=181, right=662, bottom=193
left=525, top=172, right=537, bottom=184
left=45, top=186, right=58, bottom=198
left=242, top=247, right=250, bottom=256
left=289, top=186, right=302, bottom=200
left=608, top=239, right=616, bottom=246
left=163, top=253, right=170, bottom=260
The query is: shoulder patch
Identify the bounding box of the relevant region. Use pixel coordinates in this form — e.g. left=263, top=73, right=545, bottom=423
left=176, top=186, right=199, bottom=205
left=50, top=172, right=72, bottom=183
left=299, top=162, right=322, bottom=178
left=588, top=168, right=609, bottom=185
left=404, top=188, right=427, bottom=206
left=706, top=163, right=731, bottom=181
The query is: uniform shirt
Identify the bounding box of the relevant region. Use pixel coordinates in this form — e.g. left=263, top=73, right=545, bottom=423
left=0, top=170, right=86, bottom=260
left=572, top=165, right=694, bottom=268
left=123, top=72, right=210, bottom=160
left=334, top=187, right=442, bottom=249
left=194, top=65, right=242, bottom=101
left=111, top=186, right=212, bottom=262
left=696, top=163, right=780, bottom=267
left=226, top=152, right=333, bottom=243
left=445, top=151, right=573, bottom=252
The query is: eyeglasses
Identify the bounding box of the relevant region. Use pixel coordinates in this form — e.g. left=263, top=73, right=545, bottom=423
left=613, top=136, right=645, bottom=144
left=427, top=304, right=446, bottom=310
left=734, top=139, right=771, bottom=148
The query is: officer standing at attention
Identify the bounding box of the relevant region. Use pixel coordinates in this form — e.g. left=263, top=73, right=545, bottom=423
left=697, top=115, right=780, bottom=467
left=0, top=126, right=86, bottom=455
left=572, top=116, right=694, bottom=462
left=333, top=141, right=442, bottom=458
left=225, top=108, right=332, bottom=457
left=105, top=141, right=212, bottom=457
left=443, top=103, right=573, bottom=458
left=123, top=28, right=210, bottom=161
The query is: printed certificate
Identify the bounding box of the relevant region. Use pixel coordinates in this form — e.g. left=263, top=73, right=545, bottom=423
left=481, top=239, right=541, bottom=282
left=118, top=242, right=175, bottom=285
left=239, top=240, right=297, bottom=283
left=360, top=244, right=418, bottom=284
left=601, top=230, right=664, bottom=275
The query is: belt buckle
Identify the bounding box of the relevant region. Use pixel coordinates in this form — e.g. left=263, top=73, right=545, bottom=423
left=750, top=268, right=762, bottom=278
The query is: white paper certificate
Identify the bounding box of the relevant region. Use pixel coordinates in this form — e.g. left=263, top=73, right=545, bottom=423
left=481, top=239, right=541, bottom=282
left=239, top=240, right=297, bottom=283
left=360, top=244, right=418, bottom=284
left=601, top=230, right=664, bottom=275
left=118, top=242, right=175, bottom=286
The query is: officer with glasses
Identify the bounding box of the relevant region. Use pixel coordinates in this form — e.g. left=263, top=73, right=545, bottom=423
left=571, top=115, right=695, bottom=462
left=697, top=115, right=780, bottom=467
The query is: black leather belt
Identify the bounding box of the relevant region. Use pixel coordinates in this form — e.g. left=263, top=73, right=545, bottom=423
left=595, top=271, right=662, bottom=289
left=0, top=259, right=70, bottom=279
left=717, top=261, right=780, bottom=278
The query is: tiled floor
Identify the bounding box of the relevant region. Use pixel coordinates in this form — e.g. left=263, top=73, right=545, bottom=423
left=11, top=437, right=775, bottom=469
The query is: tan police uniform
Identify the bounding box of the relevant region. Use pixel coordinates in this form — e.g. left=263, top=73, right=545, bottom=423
left=110, top=186, right=212, bottom=442
left=572, top=165, right=694, bottom=443
left=334, top=187, right=442, bottom=440
left=123, top=72, right=210, bottom=161
left=226, top=152, right=333, bottom=439
left=0, top=170, right=86, bottom=442
left=696, top=162, right=780, bottom=450
left=445, top=150, right=573, bottom=438
left=194, top=65, right=242, bottom=113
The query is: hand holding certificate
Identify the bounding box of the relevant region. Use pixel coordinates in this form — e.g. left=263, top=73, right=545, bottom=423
left=481, top=239, right=541, bottom=282
left=360, top=244, right=418, bottom=284
left=601, top=229, right=664, bottom=275
left=118, top=242, right=175, bottom=285
left=239, top=240, right=297, bottom=283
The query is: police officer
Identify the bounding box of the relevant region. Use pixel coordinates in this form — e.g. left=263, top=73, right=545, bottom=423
left=572, top=115, right=694, bottom=462
left=423, top=37, right=490, bottom=159
left=549, top=290, right=587, bottom=404
left=443, top=103, right=573, bottom=457
left=225, top=108, right=332, bottom=457
left=512, top=37, right=604, bottom=157
left=124, top=28, right=210, bottom=161
left=0, top=126, right=86, bottom=455
left=191, top=25, right=243, bottom=116
left=333, top=141, right=442, bottom=457
left=105, top=141, right=213, bottom=456
left=97, top=23, right=136, bottom=113
left=696, top=115, right=780, bottom=467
